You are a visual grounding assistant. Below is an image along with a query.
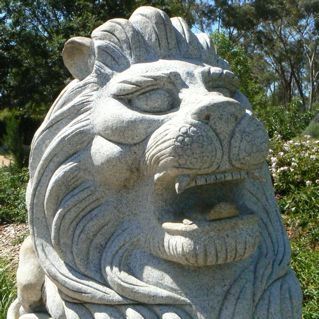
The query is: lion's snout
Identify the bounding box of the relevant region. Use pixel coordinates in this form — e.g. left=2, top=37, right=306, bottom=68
left=145, top=95, right=268, bottom=173
left=145, top=122, right=222, bottom=172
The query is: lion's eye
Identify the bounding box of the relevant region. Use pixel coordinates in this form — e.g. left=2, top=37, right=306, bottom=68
left=129, top=88, right=176, bottom=114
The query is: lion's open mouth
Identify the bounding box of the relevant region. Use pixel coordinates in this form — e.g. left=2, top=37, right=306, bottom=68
left=149, top=169, right=260, bottom=266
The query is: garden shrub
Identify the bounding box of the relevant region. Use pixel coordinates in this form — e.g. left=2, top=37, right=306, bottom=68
left=0, top=166, right=28, bottom=223
left=290, top=242, right=319, bottom=319
left=255, top=102, right=315, bottom=140
left=0, top=109, right=11, bottom=146
left=268, top=133, right=319, bottom=319
left=3, top=116, right=29, bottom=168
left=304, top=112, right=319, bottom=138
left=269, top=134, right=319, bottom=195
left=304, top=121, right=319, bottom=138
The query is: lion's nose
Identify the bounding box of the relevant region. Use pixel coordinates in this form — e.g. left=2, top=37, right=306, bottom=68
left=189, top=94, right=245, bottom=139
left=186, top=93, right=268, bottom=170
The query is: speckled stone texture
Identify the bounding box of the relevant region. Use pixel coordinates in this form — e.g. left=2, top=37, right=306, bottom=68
left=8, top=6, right=302, bottom=319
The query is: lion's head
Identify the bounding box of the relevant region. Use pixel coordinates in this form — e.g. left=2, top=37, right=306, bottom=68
left=26, top=6, right=301, bottom=319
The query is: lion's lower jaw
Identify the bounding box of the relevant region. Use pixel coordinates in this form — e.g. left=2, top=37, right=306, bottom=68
left=148, top=217, right=260, bottom=267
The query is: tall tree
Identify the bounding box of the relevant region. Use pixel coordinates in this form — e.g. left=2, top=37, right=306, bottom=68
left=213, top=0, right=319, bottom=109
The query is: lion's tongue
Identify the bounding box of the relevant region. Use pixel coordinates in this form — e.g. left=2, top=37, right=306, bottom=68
left=163, top=201, right=240, bottom=232
left=206, top=202, right=239, bottom=221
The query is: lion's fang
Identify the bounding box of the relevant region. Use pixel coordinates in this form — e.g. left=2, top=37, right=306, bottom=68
left=175, top=175, right=192, bottom=194
left=175, top=171, right=248, bottom=194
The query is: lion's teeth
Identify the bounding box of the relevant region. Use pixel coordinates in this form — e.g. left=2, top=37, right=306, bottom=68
left=175, top=175, right=191, bottom=194
left=206, top=202, right=239, bottom=221
left=172, top=171, right=249, bottom=194
left=192, top=171, right=248, bottom=187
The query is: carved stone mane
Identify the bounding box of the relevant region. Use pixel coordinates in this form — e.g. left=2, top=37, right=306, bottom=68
left=8, top=6, right=301, bottom=319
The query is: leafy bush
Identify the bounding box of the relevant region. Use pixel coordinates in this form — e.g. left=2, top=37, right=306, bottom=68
left=3, top=116, right=29, bottom=168
left=0, top=109, right=11, bottom=145
left=0, top=259, right=16, bottom=319
left=268, top=134, right=319, bottom=318
left=269, top=134, right=319, bottom=195
left=290, top=243, right=319, bottom=319
left=304, top=121, right=319, bottom=138
left=304, top=112, right=319, bottom=138
left=0, top=166, right=28, bottom=223
left=255, top=102, right=315, bottom=140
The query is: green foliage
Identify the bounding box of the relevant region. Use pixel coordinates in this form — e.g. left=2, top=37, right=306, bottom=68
left=255, top=102, right=315, bottom=140
left=269, top=134, right=319, bottom=194
left=0, top=166, right=28, bottom=223
left=0, top=0, right=206, bottom=142
left=0, top=0, right=200, bottom=116
left=212, top=32, right=266, bottom=107
left=304, top=112, right=319, bottom=138
left=0, top=109, right=10, bottom=145
left=213, top=0, right=319, bottom=109
left=304, top=122, right=319, bottom=139
left=290, top=243, right=319, bottom=319
left=268, top=134, right=319, bottom=318
left=3, top=115, right=28, bottom=168
left=0, top=258, right=16, bottom=319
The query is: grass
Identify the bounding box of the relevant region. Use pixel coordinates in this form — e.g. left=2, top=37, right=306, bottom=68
left=0, top=258, right=16, bottom=319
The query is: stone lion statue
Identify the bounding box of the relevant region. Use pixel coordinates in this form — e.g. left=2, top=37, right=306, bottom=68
left=8, top=6, right=302, bottom=319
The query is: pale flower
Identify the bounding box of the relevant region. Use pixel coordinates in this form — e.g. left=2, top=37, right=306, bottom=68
left=306, top=180, right=312, bottom=186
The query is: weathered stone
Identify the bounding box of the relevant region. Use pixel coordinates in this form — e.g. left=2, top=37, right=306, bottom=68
left=8, top=6, right=302, bottom=319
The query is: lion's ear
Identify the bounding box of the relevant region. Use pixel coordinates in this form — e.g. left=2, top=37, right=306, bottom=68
left=62, top=37, right=94, bottom=80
